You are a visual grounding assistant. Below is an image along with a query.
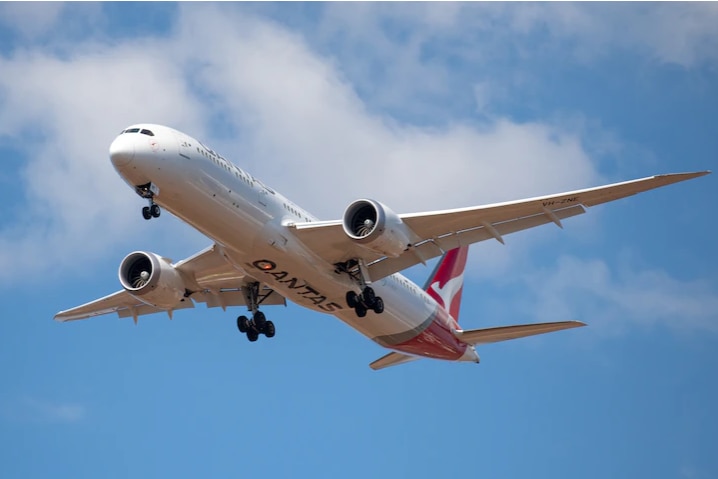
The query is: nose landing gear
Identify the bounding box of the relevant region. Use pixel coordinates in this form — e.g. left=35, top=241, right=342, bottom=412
left=142, top=202, right=161, bottom=220
left=136, top=182, right=161, bottom=220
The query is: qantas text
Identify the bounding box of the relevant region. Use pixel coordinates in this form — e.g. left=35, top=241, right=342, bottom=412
left=251, top=260, right=344, bottom=312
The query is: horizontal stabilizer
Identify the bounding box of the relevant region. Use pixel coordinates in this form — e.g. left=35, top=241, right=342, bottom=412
left=454, top=321, right=586, bottom=345
left=370, top=351, right=420, bottom=370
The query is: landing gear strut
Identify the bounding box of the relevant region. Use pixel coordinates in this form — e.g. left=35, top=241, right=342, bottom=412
left=336, top=259, right=385, bottom=318
left=236, top=282, right=276, bottom=342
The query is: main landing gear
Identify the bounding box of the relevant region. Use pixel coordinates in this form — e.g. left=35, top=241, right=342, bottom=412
left=236, top=311, right=275, bottom=342
left=236, top=282, right=276, bottom=342
left=346, top=287, right=384, bottom=318
left=335, top=259, right=385, bottom=318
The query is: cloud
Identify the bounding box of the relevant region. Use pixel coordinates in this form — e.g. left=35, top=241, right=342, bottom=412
left=0, top=3, right=66, bottom=39
left=170, top=5, right=601, bottom=214
left=0, top=38, right=209, bottom=281
left=501, top=3, right=718, bottom=67
left=2, top=396, right=85, bottom=424
left=299, top=2, right=718, bottom=116
left=0, top=4, right=604, bottom=285
left=518, top=255, right=718, bottom=334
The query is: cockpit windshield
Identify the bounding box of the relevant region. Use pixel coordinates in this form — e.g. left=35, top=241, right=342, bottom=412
left=120, top=128, right=155, bottom=136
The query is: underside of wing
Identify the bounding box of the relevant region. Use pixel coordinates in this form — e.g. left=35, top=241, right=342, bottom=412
left=291, top=172, right=709, bottom=281
left=54, top=244, right=286, bottom=322
left=53, top=290, right=180, bottom=322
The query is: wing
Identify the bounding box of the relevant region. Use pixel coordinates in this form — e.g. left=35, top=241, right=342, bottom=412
left=291, top=171, right=709, bottom=281
left=54, top=244, right=286, bottom=323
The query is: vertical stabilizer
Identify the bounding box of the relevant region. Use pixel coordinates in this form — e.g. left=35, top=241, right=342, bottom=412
left=423, top=246, right=469, bottom=323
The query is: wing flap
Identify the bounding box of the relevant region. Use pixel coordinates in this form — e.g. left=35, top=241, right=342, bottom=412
left=455, top=320, right=586, bottom=345
left=117, top=299, right=195, bottom=320
left=369, top=351, right=421, bottom=370
left=192, top=287, right=286, bottom=309
left=175, top=244, right=249, bottom=290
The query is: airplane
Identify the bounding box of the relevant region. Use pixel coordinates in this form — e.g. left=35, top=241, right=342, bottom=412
left=54, top=124, right=710, bottom=370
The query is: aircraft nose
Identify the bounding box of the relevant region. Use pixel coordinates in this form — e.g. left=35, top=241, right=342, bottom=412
left=109, top=134, right=135, bottom=167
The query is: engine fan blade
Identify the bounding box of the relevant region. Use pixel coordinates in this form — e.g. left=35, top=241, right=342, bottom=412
left=132, top=270, right=150, bottom=288
left=356, top=218, right=374, bottom=237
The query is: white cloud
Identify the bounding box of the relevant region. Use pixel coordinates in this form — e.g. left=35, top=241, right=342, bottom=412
left=171, top=6, right=600, bottom=216
left=0, top=41, right=209, bottom=281
left=306, top=2, right=718, bottom=102
left=502, top=3, right=718, bottom=67
left=0, top=3, right=66, bottom=39
left=518, top=255, right=718, bottom=334
left=0, top=5, right=605, bottom=285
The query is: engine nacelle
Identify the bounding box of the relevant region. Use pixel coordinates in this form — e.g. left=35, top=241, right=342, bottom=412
left=118, top=251, right=188, bottom=309
left=342, top=199, right=415, bottom=258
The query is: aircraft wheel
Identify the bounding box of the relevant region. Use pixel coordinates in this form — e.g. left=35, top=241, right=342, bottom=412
left=264, top=320, right=275, bottom=338
left=346, top=291, right=359, bottom=308
left=372, top=297, right=384, bottom=314
left=247, top=330, right=259, bottom=342
left=362, top=287, right=376, bottom=307
left=142, top=206, right=152, bottom=220
left=254, top=311, right=267, bottom=331
left=237, top=315, right=250, bottom=333
left=150, top=204, right=161, bottom=218
left=356, top=304, right=367, bottom=318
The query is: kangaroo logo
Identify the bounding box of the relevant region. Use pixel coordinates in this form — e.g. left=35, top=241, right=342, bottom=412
left=429, top=273, right=464, bottom=311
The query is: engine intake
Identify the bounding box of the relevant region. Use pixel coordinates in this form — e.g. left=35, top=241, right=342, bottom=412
left=119, top=251, right=188, bottom=308
left=342, top=199, right=415, bottom=257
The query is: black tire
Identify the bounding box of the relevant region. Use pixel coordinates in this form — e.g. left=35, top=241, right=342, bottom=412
left=237, top=315, right=249, bottom=333
left=362, top=287, right=376, bottom=307
left=142, top=206, right=152, bottom=220
left=150, top=204, right=161, bottom=218
left=346, top=291, right=359, bottom=308
left=247, top=330, right=259, bottom=342
left=373, top=297, right=384, bottom=314
left=356, top=304, right=367, bottom=318
left=254, top=311, right=266, bottom=331
left=264, top=320, right=275, bottom=338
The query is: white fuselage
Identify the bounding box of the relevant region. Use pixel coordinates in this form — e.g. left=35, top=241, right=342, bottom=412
left=109, top=124, right=476, bottom=361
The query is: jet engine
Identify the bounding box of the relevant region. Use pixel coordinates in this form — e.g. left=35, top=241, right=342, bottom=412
left=342, top=199, right=415, bottom=257
left=119, top=251, right=188, bottom=308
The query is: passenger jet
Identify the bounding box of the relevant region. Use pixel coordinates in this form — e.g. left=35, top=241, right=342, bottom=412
left=54, top=124, right=709, bottom=369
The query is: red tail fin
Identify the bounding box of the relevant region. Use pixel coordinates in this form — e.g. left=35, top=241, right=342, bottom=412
left=423, top=246, right=469, bottom=323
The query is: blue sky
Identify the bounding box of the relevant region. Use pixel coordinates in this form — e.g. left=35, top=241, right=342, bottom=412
left=0, top=2, right=717, bottom=478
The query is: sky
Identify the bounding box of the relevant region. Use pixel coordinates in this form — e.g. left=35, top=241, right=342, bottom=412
left=0, top=2, right=717, bottom=478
